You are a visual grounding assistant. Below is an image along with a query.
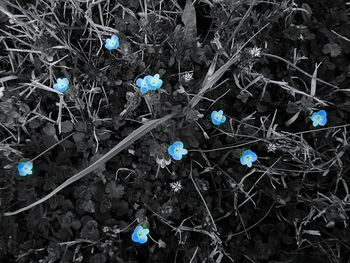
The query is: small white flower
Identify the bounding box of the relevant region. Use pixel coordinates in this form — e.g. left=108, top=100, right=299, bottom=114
left=267, top=143, right=277, bottom=153
left=182, top=72, right=193, bottom=82
left=170, top=181, right=183, bottom=193
left=103, top=226, right=111, bottom=233
left=156, top=156, right=171, bottom=168
left=249, top=47, right=262, bottom=58
left=104, top=240, right=113, bottom=246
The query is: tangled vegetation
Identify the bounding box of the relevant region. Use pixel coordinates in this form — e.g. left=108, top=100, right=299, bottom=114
left=1, top=0, right=350, bottom=262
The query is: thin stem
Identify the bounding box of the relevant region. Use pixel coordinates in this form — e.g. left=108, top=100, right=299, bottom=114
left=30, top=132, right=75, bottom=162
left=190, top=161, right=218, bottom=232
left=262, top=53, right=339, bottom=90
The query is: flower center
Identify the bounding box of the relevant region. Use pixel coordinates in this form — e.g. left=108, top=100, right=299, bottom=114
left=61, top=83, right=64, bottom=87
left=110, top=40, right=115, bottom=46
left=174, top=147, right=180, bottom=154
left=215, top=114, right=222, bottom=121
left=316, top=115, right=322, bottom=121
left=245, top=155, right=251, bottom=161
left=138, top=232, right=143, bottom=238
left=151, top=80, right=156, bottom=84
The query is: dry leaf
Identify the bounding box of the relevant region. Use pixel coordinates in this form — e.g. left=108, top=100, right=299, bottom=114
left=182, top=0, right=197, bottom=47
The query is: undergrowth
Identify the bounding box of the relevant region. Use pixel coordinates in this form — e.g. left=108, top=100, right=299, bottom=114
left=1, top=0, right=350, bottom=262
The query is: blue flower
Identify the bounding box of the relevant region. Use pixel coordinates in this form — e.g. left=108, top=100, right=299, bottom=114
left=240, top=150, right=257, bottom=168
left=168, top=141, right=188, bottom=161
left=53, top=78, right=69, bottom=92
left=131, top=225, right=150, bottom=244
left=310, top=110, right=327, bottom=127
left=211, top=110, right=226, bottom=126
left=144, top=74, right=163, bottom=90
left=104, top=35, right=120, bottom=51
left=17, top=161, right=33, bottom=176
left=136, top=77, right=149, bottom=94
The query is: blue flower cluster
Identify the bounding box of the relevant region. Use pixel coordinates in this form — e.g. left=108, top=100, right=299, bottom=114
left=136, top=74, right=163, bottom=94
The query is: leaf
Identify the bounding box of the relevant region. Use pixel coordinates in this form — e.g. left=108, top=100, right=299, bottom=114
left=182, top=0, right=197, bottom=47
left=61, top=120, right=74, bottom=133
left=3, top=112, right=178, bottom=216
left=158, top=239, right=167, bottom=248
left=322, top=43, right=342, bottom=58
left=43, top=123, right=56, bottom=136
left=301, top=3, right=312, bottom=23
left=284, top=111, right=300, bottom=127
left=105, top=181, right=125, bottom=199
left=114, top=199, right=129, bottom=217
left=73, top=132, right=85, bottom=142
left=80, top=220, right=99, bottom=241
left=74, top=121, right=86, bottom=132
left=89, top=254, right=106, bottom=263
left=302, top=230, right=321, bottom=236
left=82, top=200, right=95, bottom=213
left=310, top=63, right=321, bottom=97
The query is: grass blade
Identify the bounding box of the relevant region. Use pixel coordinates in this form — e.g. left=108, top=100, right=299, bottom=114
left=310, top=63, right=321, bottom=97
left=3, top=112, right=177, bottom=216
left=190, top=23, right=270, bottom=108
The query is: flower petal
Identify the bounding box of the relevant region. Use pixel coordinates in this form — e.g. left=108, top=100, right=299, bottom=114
left=138, top=235, right=148, bottom=244
left=111, top=35, right=119, bottom=42
left=144, top=75, right=153, bottom=83
left=17, top=162, right=26, bottom=170
left=310, top=113, right=318, bottom=122
left=168, top=145, right=176, bottom=156
left=172, top=153, right=183, bottom=160
left=250, top=151, right=257, bottom=162
left=180, top=148, right=188, bottom=155
left=136, top=78, right=145, bottom=88
left=240, top=155, right=247, bottom=165
left=211, top=117, right=220, bottom=125
left=173, top=141, right=184, bottom=148
left=318, top=110, right=327, bottom=118
left=54, top=84, right=68, bottom=93
left=135, top=226, right=143, bottom=232
left=319, top=117, right=327, bottom=126
left=60, top=78, right=68, bottom=86
left=18, top=169, right=27, bottom=176
left=131, top=231, right=140, bottom=243
left=221, top=115, right=226, bottom=124
left=140, top=86, right=148, bottom=94
left=155, top=79, right=163, bottom=89
left=26, top=161, right=33, bottom=169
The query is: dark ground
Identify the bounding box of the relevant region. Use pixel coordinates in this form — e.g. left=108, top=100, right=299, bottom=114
left=1, top=0, right=350, bottom=262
